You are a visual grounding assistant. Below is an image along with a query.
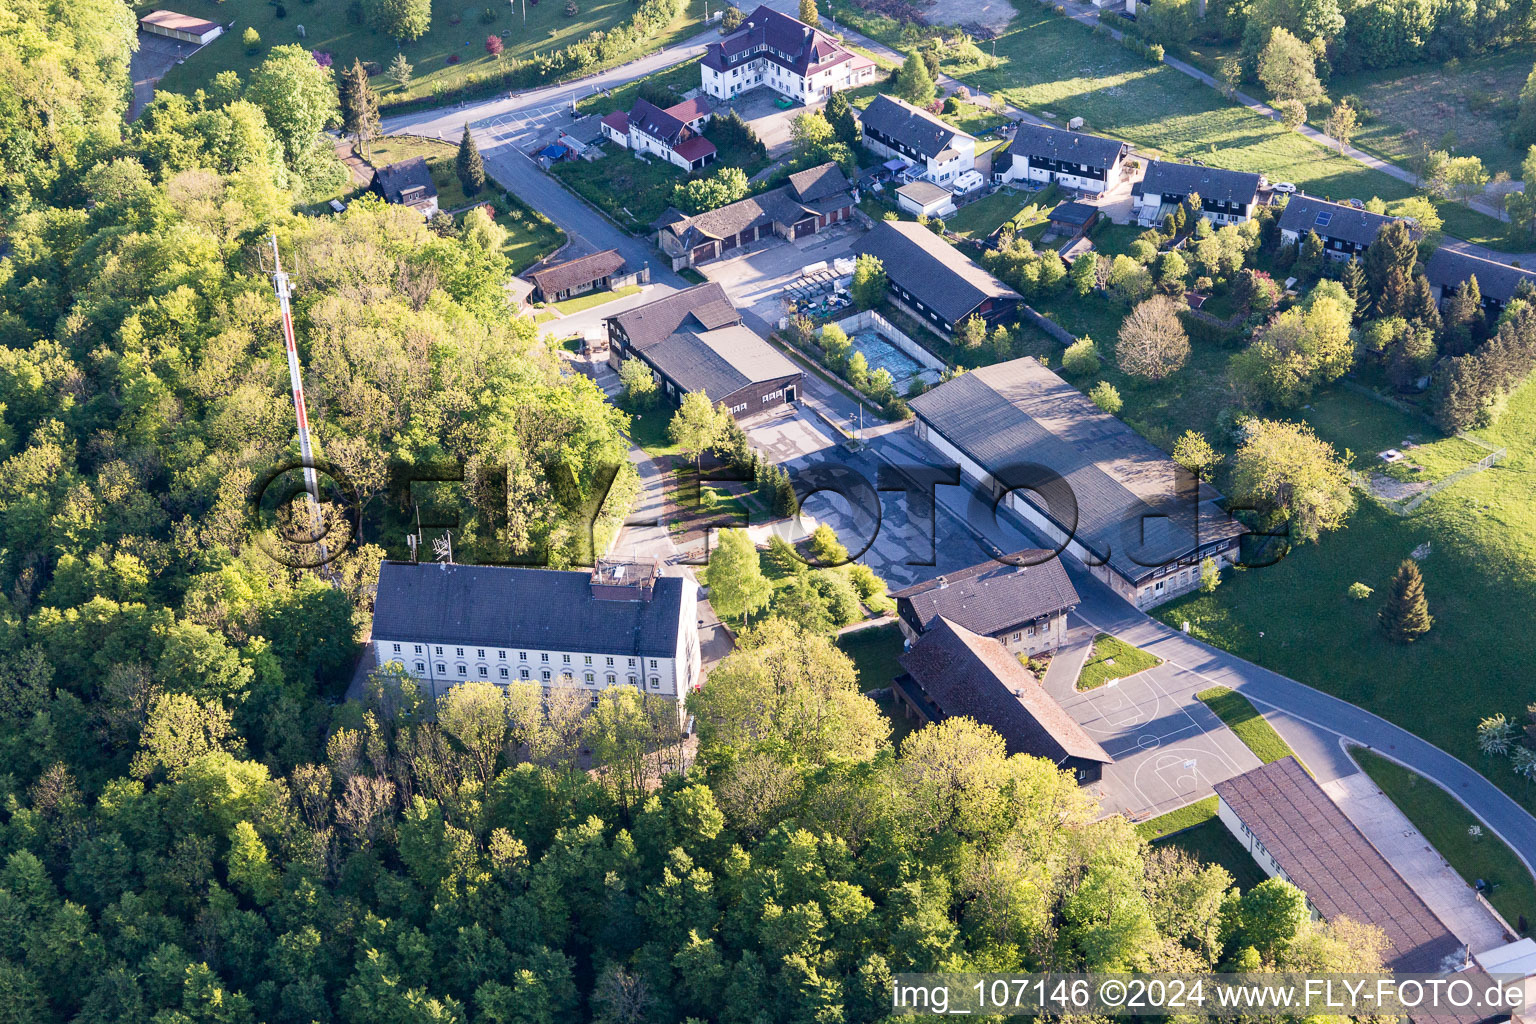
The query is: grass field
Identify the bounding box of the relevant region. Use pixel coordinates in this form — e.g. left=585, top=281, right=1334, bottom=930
left=575, top=57, right=703, bottom=116
left=837, top=621, right=906, bottom=692
left=1355, top=748, right=1536, bottom=931
left=360, top=138, right=562, bottom=269
left=1196, top=686, right=1297, bottom=764
left=944, top=4, right=1514, bottom=248
left=1157, top=371, right=1536, bottom=816
left=1136, top=794, right=1217, bottom=840
left=553, top=150, right=687, bottom=231
left=1163, top=819, right=1271, bottom=891
left=1331, top=50, right=1535, bottom=180
left=1077, top=632, right=1162, bottom=690
left=148, top=0, right=708, bottom=107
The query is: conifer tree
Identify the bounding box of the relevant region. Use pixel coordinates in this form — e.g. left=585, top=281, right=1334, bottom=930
left=896, top=49, right=936, bottom=106
left=456, top=124, right=485, bottom=197
left=1380, top=559, right=1432, bottom=642
left=339, top=59, right=381, bottom=155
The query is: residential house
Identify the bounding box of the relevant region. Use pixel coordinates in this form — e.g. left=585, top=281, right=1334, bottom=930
left=1215, top=759, right=1477, bottom=977
left=1132, top=160, right=1263, bottom=226
left=139, top=9, right=223, bottom=44
left=891, top=551, right=1080, bottom=656
left=605, top=282, right=802, bottom=418
left=655, top=160, right=855, bottom=269
left=700, top=4, right=876, bottom=103
left=859, top=95, right=977, bottom=186
left=849, top=219, right=1021, bottom=333
left=895, top=179, right=955, bottom=218
left=993, top=124, right=1130, bottom=195
left=371, top=558, right=700, bottom=720
left=523, top=249, right=627, bottom=304
left=895, top=617, right=1113, bottom=784
left=1278, top=195, right=1412, bottom=260
left=908, top=357, right=1245, bottom=608
left=1423, top=246, right=1536, bottom=316
left=600, top=96, right=717, bottom=172
left=369, top=157, right=439, bottom=216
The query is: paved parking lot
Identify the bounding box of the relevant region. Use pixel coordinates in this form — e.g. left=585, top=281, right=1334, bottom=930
left=713, top=89, right=806, bottom=159
left=699, top=222, right=865, bottom=326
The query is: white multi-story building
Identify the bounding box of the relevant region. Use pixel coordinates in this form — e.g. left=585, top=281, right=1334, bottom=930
left=859, top=95, right=977, bottom=186
left=701, top=4, right=875, bottom=103
left=370, top=558, right=700, bottom=717
left=993, top=123, right=1130, bottom=195
left=1132, top=160, right=1263, bottom=227
left=599, top=96, right=717, bottom=172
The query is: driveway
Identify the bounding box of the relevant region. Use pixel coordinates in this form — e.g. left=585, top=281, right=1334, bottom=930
left=697, top=222, right=865, bottom=327
left=130, top=30, right=212, bottom=120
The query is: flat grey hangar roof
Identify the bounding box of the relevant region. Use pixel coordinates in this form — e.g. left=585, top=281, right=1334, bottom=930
left=1214, top=758, right=1467, bottom=975
left=372, top=561, right=690, bottom=659
left=908, top=358, right=1243, bottom=581
left=1131, top=159, right=1261, bottom=206
left=851, top=220, right=1019, bottom=326
left=1006, top=123, right=1127, bottom=170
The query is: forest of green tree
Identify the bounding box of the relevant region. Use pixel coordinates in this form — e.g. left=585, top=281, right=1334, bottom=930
left=0, top=1, right=1404, bottom=1021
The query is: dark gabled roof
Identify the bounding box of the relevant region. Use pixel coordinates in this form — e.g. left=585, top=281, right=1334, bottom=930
left=628, top=97, right=689, bottom=146
left=899, top=617, right=1112, bottom=764
left=1049, top=201, right=1097, bottom=226
left=607, top=282, right=740, bottom=346
left=788, top=160, right=852, bottom=203
left=859, top=95, right=974, bottom=161
left=371, top=561, right=691, bottom=659
left=1131, top=159, right=1262, bottom=206
left=1006, top=123, right=1127, bottom=171
left=891, top=551, right=1080, bottom=635
left=371, top=157, right=436, bottom=205
left=1277, top=195, right=1406, bottom=247
left=1423, top=246, right=1536, bottom=304
left=1214, top=758, right=1467, bottom=975
left=703, top=4, right=862, bottom=78
left=525, top=249, right=625, bottom=296
left=636, top=324, right=800, bottom=401
left=658, top=181, right=834, bottom=251
left=906, top=358, right=1243, bottom=581
left=850, top=220, right=1019, bottom=325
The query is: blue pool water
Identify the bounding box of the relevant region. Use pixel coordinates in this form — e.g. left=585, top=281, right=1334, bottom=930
left=851, top=330, right=925, bottom=385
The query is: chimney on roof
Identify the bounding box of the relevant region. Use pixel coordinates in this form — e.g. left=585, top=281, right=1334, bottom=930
left=936, top=575, right=948, bottom=589
left=590, top=557, right=660, bottom=602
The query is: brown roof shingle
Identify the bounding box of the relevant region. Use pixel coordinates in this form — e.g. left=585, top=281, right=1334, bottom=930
left=526, top=249, right=626, bottom=296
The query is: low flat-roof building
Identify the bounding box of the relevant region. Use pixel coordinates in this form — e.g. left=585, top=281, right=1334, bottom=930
left=655, top=161, right=855, bottom=269
left=1278, top=195, right=1411, bottom=260
left=896, top=617, right=1112, bottom=784
left=860, top=94, right=977, bottom=186
left=994, top=123, right=1130, bottom=195
left=139, top=9, right=224, bottom=44
left=371, top=558, right=700, bottom=717
left=524, top=249, right=627, bottom=304
left=605, top=282, right=801, bottom=418
left=908, top=357, right=1244, bottom=608
left=891, top=552, right=1079, bottom=656
left=1132, top=160, right=1263, bottom=227
left=895, top=179, right=955, bottom=218
left=1215, top=758, right=1470, bottom=974
left=1424, top=246, right=1536, bottom=316
left=369, top=157, right=438, bottom=216
left=850, top=219, right=1021, bottom=334
left=1048, top=200, right=1099, bottom=236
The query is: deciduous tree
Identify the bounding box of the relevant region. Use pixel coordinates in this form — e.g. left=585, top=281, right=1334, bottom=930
left=705, top=529, right=772, bottom=624
left=1230, top=419, right=1354, bottom=543
left=1117, top=296, right=1190, bottom=380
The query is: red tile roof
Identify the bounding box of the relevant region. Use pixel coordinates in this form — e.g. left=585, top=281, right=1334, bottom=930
left=601, top=110, right=630, bottom=134
left=673, top=136, right=718, bottom=163
left=666, top=97, right=713, bottom=123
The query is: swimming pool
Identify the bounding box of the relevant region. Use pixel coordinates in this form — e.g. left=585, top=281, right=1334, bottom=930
left=851, top=330, right=926, bottom=386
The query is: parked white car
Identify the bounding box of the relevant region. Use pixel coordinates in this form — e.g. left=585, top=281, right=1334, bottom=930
left=1270, top=181, right=1297, bottom=194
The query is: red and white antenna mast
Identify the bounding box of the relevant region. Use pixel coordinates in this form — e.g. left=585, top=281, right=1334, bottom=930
left=267, top=233, right=331, bottom=569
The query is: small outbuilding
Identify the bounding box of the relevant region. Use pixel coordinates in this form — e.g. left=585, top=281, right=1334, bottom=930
left=139, top=9, right=224, bottom=45
left=895, top=180, right=956, bottom=219
left=1048, top=200, right=1099, bottom=236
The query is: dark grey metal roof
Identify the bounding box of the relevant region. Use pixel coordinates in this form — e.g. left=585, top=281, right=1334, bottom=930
left=892, top=551, right=1080, bottom=636
left=860, top=95, right=973, bottom=161
left=1277, top=195, right=1403, bottom=247
left=1131, top=159, right=1261, bottom=206
left=1214, top=758, right=1468, bottom=975
left=907, top=358, right=1243, bottom=581
left=1423, top=246, right=1536, bottom=304
left=703, top=3, right=860, bottom=79
left=1006, top=123, right=1127, bottom=171
left=788, top=160, right=852, bottom=203
left=607, top=282, right=739, bottom=346
left=371, top=561, right=691, bottom=659
left=850, top=220, right=1019, bottom=326
left=1049, top=201, right=1097, bottom=226
left=899, top=617, right=1111, bottom=764
left=371, top=157, right=436, bottom=205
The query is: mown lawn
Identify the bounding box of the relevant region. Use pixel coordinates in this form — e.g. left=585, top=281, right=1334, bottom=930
left=1355, top=748, right=1536, bottom=931
left=575, top=57, right=703, bottom=116
left=1077, top=633, right=1162, bottom=690
left=1136, top=794, right=1217, bottom=840
left=148, top=0, right=708, bottom=108
left=1196, top=686, right=1296, bottom=765
left=1158, top=373, right=1536, bottom=816
left=1162, top=819, right=1271, bottom=891
left=547, top=284, right=642, bottom=315
left=950, top=3, right=1514, bottom=248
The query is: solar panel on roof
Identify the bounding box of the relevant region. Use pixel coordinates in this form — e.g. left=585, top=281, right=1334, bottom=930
left=1315, top=211, right=1333, bottom=226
